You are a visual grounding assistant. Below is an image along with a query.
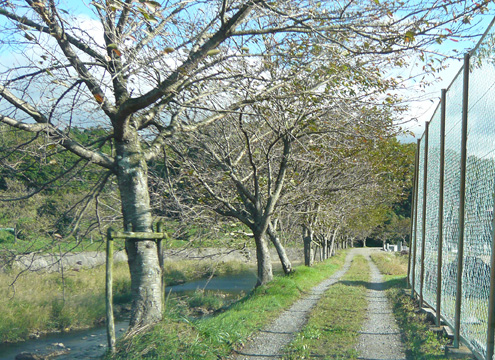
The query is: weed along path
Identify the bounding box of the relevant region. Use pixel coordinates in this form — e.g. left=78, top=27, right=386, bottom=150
left=356, top=248, right=406, bottom=360
left=233, top=250, right=355, bottom=359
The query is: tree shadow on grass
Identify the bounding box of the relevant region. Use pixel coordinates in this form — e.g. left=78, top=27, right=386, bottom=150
left=339, top=277, right=407, bottom=291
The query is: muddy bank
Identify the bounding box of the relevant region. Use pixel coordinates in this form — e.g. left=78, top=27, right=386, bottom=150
left=11, top=247, right=303, bottom=273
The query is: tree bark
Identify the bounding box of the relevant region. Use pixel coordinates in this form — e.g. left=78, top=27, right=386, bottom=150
left=329, top=226, right=340, bottom=258
left=116, top=134, right=162, bottom=330
left=253, top=232, right=273, bottom=286
left=303, top=226, right=314, bottom=267
left=267, top=222, right=292, bottom=274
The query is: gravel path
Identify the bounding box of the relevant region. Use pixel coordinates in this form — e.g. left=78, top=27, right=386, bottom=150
left=356, top=248, right=406, bottom=360
left=234, top=250, right=356, bottom=359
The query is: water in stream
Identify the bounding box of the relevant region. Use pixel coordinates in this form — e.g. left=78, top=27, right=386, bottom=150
left=0, top=270, right=257, bottom=360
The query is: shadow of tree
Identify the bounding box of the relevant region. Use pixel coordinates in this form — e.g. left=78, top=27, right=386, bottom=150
left=339, top=276, right=406, bottom=291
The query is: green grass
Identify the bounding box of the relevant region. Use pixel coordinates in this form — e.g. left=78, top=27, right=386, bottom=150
left=0, top=262, right=127, bottom=342
left=371, top=252, right=449, bottom=360
left=163, top=259, right=251, bottom=286
left=0, top=259, right=252, bottom=343
left=109, top=251, right=348, bottom=359
left=0, top=218, right=254, bottom=257
left=0, top=236, right=107, bottom=257
left=283, top=255, right=370, bottom=359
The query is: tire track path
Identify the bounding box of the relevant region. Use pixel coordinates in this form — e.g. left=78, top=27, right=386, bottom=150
left=356, top=249, right=406, bottom=360
left=234, top=250, right=356, bottom=359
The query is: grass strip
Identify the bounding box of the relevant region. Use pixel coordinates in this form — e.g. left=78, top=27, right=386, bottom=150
left=0, top=259, right=251, bottom=343
left=370, top=252, right=449, bottom=360
left=283, top=255, right=370, bottom=359
left=110, top=251, right=348, bottom=359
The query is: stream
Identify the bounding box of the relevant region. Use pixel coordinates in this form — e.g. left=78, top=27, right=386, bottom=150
left=0, top=270, right=258, bottom=360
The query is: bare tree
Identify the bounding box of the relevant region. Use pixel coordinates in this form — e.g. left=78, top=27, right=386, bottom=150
left=0, top=0, right=488, bottom=331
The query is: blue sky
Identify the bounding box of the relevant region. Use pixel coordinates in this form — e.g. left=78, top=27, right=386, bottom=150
left=402, top=13, right=495, bottom=142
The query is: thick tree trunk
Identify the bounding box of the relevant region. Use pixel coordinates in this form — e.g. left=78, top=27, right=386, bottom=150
left=254, top=232, right=273, bottom=286
left=267, top=222, right=292, bottom=274
left=116, top=136, right=162, bottom=330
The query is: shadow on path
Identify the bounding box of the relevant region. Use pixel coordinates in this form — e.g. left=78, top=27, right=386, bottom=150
left=355, top=249, right=406, bottom=360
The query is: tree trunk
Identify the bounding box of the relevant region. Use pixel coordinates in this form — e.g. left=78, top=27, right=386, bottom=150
left=303, top=226, right=314, bottom=267
left=329, top=227, right=339, bottom=258
left=116, top=136, right=162, bottom=330
left=254, top=232, right=273, bottom=286
left=267, top=222, right=292, bottom=274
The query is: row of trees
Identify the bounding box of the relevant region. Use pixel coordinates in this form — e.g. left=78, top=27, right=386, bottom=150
left=0, top=0, right=490, bottom=333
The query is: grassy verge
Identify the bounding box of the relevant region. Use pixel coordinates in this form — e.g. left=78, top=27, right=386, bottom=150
left=0, top=259, right=251, bottom=343
left=370, top=251, right=449, bottom=360
left=283, top=255, right=370, bottom=359
left=109, top=251, right=348, bottom=359
left=163, top=259, right=252, bottom=286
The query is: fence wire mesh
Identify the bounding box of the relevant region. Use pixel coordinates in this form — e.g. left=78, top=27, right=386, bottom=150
left=460, top=29, right=495, bottom=358
left=440, top=69, right=464, bottom=330
left=411, top=19, right=495, bottom=360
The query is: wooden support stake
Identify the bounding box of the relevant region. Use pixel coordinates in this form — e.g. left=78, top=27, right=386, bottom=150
left=156, top=221, right=165, bottom=313
left=108, top=230, right=165, bottom=240
left=106, top=227, right=116, bottom=353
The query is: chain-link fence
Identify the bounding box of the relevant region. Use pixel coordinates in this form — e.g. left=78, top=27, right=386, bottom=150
left=410, top=18, right=495, bottom=360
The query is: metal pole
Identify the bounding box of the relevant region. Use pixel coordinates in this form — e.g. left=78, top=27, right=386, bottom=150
left=411, top=138, right=421, bottom=299
left=436, top=89, right=447, bottom=326
left=106, top=228, right=116, bottom=353
left=407, top=141, right=420, bottom=288
left=420, top=121, right=430, bottom=309
left=156, top=221, right=165, bottom=313
left=454, top=53, right=470, bottom=348
left=486, top=186, right=495, bottom=360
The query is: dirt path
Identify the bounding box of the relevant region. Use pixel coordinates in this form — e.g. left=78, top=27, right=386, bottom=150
left=233, top=248, right=406, bottom=360
left=356, top=248, right=406, bottom=360
left=234, top=250, right=356, bottom=359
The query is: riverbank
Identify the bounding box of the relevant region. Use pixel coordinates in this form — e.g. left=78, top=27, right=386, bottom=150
left=107, top=251, right=348, bottom=359
left=0, top=268, right=260, bottom=360
left=0, top=258, right=254, bottom=344
left=9, top=247, right=303, bottom=273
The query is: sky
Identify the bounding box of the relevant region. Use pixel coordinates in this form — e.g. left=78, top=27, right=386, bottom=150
left=401, top=13, right=495, bottom=142
left=0, top=1, right=494, bottom=141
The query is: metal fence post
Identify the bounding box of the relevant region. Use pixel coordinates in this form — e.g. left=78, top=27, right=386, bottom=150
left=420, top=121, right=429, bottom=308
left=411, top=138, right=421, bottom=299
left=106, top=227, right=116, bottom=353
left=408, top=141, right=420, bottom=288
left=436, top=89, right=446, bottom=326
left=487, top=189, right=495, bottom=360
left=454, top=53, right=470, bottom=348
